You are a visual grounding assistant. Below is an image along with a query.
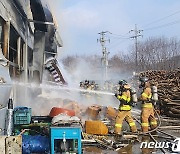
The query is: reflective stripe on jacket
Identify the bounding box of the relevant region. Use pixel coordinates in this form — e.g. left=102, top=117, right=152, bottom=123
left=120, top=105, right=131, bottom=111
left=142, top=103, right=153, bottom=108
left=117, top=93, right=131, bottom=111
left=117, top=94, right=131, bottom=102
left=142, top=92, right=152, bottom=99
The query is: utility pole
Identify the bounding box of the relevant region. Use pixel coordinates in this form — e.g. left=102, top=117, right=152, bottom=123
left=97, top=31, right=110, bottom=81
left=130, top=24, right=143, bottom=71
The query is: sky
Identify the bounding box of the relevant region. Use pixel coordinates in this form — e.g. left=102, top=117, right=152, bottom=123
left=49, top=0, right=180, bottom=58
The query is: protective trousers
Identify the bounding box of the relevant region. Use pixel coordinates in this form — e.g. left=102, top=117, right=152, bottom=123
left=115, top=110, right=137, bottom=134
left=141, top=107, right=157, bottom=132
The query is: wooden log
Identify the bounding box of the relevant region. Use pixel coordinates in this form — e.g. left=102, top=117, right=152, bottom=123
left=159, top=126, right=180, bottom=129
left=168, top=111, right=180, bottom=118
left=169, top=108, right=180, bottom=114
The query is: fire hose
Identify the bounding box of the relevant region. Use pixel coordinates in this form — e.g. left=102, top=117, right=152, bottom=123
left=133, top=109, right=167, bottom=154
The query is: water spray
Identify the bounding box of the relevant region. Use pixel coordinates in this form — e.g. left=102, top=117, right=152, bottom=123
left=15, top=82, right=115, bottom=96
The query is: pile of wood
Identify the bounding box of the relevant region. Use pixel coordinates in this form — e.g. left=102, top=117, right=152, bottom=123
left=139, top=68, right=180, bottom=117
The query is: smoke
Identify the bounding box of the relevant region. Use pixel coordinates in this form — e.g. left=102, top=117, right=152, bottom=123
left=55, top=57, right=121, bottom=106
left=57, top=60, right=73, bottom=86
left=66, top=57, right=102, bottom=83
left=12, top=58, right=140, bottom=122
left=11, top=52, right=138, bottom=118
left=13, top=81, right=117, bottom=116
left=45, top=0, right=136, bottom=113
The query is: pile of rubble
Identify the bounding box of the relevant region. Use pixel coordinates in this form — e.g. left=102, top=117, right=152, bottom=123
left=47, top=100, right=180, bottom=153
left=60, top=102, right=139, bottom=152
left=139, top=68, right=180, bottom=117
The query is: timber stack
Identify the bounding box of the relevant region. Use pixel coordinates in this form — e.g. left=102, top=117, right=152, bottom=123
left=139, top=68, right=180, bottom=118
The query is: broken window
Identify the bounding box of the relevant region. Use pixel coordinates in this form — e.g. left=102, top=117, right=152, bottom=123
left=9, top=25, right=18, bottom=63
left=20, top=41, right=24, bottom=68
left=9, top=25, right=18, bottom=78
left=28, top=47, right=33, bottom=67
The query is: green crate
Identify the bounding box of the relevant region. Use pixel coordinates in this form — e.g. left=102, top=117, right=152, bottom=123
left=14, top=107, right=32, bottom=125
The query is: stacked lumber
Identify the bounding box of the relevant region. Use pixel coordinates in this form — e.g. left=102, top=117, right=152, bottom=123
left=139, top=68, right=180, bottom=117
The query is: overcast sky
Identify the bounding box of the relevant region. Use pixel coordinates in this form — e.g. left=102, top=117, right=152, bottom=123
left=49, top=0, right=180, bottom=57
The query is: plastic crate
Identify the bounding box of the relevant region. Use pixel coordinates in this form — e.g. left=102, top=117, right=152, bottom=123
left=14, top=107, right=32, bottom=125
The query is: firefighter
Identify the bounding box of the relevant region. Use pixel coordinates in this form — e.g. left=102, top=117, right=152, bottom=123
left=80, top=81, right=84, bottom=88
left=139, top=77, right=158, bottom=132
left=84, top=80, right=90, bottom=89
left=114, top=80, right=137, bottom=135
left=89, top=81, right=95, bottom=90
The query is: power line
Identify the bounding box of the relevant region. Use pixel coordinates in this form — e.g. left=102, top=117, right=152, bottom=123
left=109, top=35, right=130, bottom=39
left=143, top=10, right=180, bottom=28
left=144, top=19, right=180, bottom=31
left=108, top=31, right=129, bottom=36
left=107, top=39, right=130, bottom=50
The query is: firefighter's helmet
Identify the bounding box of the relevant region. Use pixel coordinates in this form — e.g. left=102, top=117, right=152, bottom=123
left=91, top=81, right=95, bottom=84
left=85, top=80, right=89, bottom=84
left=118, top=80, right=127, bottom=85
left=139, top=77, right=149, bottom=83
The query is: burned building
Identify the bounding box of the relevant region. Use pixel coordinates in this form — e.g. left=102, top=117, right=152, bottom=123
left=0, top=0, right=66, bottom=82
left=0, top=0, right=66, bottom=106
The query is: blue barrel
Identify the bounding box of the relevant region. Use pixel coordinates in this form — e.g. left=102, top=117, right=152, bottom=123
left=22, top=135, right=50, bottom=154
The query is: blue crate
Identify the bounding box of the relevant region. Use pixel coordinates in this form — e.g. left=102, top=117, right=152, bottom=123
left=13, top=107, right=32, bottom=125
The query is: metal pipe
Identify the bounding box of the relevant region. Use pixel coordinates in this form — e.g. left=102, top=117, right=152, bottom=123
left=28, top=19, right=54, bottom=26
left=3, top=20, right=10, bottom=59
left=17, top=37, right=21, bottom=67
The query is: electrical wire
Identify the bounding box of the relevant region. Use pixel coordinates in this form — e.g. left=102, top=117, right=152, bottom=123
left=107, top=40, right=130, bottom=53
left=144, top=19, right=180, bottom=31
left=101, top=31, right=131, bottom=51
left=143, top=10, right=180, bottom=29
left=107, top=31, right=130, bottom=39
left=110, top=35, right=130, bottom=39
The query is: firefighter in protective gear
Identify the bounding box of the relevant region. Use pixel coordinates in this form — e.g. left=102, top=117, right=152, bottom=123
left=118, top=80, right=127, bottom=93
left=114, top=81, right=137, bottom=135
left=139, top=77, right=157, bottom=132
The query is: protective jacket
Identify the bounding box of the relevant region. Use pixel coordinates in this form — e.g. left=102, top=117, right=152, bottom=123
left=114, top=87, right=137, bottom=134
left=140, top=87, right=157, bottom=132
left=117, top=90, right=131, bottom=111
